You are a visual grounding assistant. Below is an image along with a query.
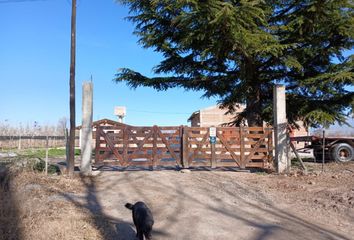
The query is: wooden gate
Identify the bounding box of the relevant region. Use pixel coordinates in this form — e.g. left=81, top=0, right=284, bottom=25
left=94, top=125, right=273, bottom=170
left=95, top=125, right=182, bottom=167
left=183, top=126, right=273, bottom=169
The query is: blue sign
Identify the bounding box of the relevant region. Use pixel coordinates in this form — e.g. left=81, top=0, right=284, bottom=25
left=209, top=136, right=216, bottom=144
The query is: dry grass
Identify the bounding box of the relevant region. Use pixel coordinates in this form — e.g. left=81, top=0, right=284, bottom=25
left=0, top=168, right=114, bottom=240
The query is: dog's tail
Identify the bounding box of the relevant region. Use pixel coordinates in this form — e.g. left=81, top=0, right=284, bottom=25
left=125, top=203, right=134, bottom=210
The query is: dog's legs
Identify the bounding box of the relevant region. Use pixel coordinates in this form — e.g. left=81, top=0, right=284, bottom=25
left=137, top=229, right=144, bottom=240
left=144, top=232, right=152, bottom=240
left=143, top=227, right=152, bottom=240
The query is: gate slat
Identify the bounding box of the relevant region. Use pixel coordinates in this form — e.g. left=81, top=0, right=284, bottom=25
left=156, top=127, right=180, bottom=166
left=217, top=132, right=241, bottom=167
left=99, top=128, right=124, bottom=163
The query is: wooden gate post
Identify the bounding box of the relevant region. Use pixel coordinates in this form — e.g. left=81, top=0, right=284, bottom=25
left=240, top=126, right=245, bottom=169
left=95, top=126, right=101, bottom=164
left=210, top=127, right=217, bottom=169
left=182, top=127, right=189, bottom=168
left=267, top=127, right=273, bottom=169
left=211, top=143, right=216, bottom=168
left=152, top=125, right=158, bottom=169
left=122, top=126, right=128, bottom=166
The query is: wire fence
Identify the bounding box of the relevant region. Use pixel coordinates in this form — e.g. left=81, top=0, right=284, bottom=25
left=0, top=136, right=80, bottom=150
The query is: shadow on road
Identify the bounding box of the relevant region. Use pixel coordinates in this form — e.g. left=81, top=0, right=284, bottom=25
left=39, top=167, right=351, bottom=240
left=60, top=175, right=137, bottom=240
left=0, top=166, right=23, bottom=240
left=103, top=170, right=351, bottom=240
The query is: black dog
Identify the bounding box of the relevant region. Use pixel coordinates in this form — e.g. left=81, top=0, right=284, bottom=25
left=125, top=201, right=154, bottom=240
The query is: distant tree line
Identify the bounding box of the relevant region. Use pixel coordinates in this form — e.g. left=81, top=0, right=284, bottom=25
left=0, top=117, right=68, bottom=137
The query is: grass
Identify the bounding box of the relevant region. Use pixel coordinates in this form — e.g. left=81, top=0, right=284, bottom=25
left=21, top=148, right=81, bottom=158
left=0, top=148, right=82, bottom=174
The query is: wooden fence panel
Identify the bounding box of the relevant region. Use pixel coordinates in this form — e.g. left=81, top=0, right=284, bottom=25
left=94, top=125, right=273, bottom=170
left=183, top=126, right=273, bottom=169
left=95, top=125, right=182, bottom=167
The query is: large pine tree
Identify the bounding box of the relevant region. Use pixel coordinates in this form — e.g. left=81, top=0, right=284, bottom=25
left=115, top=0, right=354, bottom=127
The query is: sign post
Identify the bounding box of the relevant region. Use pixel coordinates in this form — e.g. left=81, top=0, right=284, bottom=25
left=210, top=127, right=216, bottom=168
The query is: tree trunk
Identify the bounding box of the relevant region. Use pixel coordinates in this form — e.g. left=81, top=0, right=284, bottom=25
left=246, top=88, right=263, bottom=127
left=245, top=59, right=263, bottom=127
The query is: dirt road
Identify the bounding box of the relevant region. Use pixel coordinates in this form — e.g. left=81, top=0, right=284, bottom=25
left=2, top=163, right=354, bottom=240
left=87, top=170, right=352, bottom=240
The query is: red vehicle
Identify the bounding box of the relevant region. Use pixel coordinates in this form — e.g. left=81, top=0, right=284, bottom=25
left=291, top=136, right=354, bottom=162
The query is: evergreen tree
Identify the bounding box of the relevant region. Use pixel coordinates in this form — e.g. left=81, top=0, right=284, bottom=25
left=115, top=0, right=354, bottom=127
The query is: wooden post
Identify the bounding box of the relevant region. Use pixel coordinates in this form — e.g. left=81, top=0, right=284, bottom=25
left=65, top=128, right=69, bottom=173
left=267, top=127, right=273, bottom=169
left=45, top=135, right=49, bottom=175
left=18, top=134, right=21, bottom=150
left=290, top=141, right=307, bottom=174
left=152, top=125, right=158, bottom=169
left=211, top=143, right=216, bottom=169
left=10, top=135, right=13, bottom=149
left=209, top=127, right=216, bottom=169
left=178, top=126, right=183, bottom=167
left=122, top=127, right=128, bottom=166
left=95, top=126, right=101, bottom=165
left=68, top=0, right=77, bottom=176
left=31, top=135, right=34, bottom=151
left=240, top=126, right=245, bottom=169
left=182, top=127, right=189, bottom=168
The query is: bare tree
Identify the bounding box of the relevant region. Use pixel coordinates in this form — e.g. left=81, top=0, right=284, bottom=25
left=57, top=117, right=68, bottom=136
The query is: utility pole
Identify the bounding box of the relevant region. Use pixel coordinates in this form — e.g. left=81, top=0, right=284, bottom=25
left=68, top=0, right=77, bottom=176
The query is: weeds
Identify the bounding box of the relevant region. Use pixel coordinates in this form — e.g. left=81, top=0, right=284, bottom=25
left=21, top=148, right=80, bottom=158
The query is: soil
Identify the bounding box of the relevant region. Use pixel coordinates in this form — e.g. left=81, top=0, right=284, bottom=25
left=1, top=161, right=354, bottom=240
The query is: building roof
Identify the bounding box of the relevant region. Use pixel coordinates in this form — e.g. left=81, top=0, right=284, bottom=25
left=187, top=104, right=245, bottom=122
left=76, top=118, right=130, bottom=130
left=187, top=111, right=200, bottom=122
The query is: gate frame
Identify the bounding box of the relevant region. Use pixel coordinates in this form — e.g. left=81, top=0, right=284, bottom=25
left=94, top=124, right=273, bottom=170
left=95, top=125, right=183, bottom=168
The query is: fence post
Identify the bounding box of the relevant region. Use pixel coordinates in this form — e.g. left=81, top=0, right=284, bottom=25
left=211, top=142, right=216, bottom=169
left=122, top=126, right=128, bottom=166
left=45, top=135, right=49, bottom=175
left=80, top=81, right=93, bottom=175
left=152, top=125, right=158, bottom=169
left=182, top=127, right=189, bottom=168
left=95, top=126, right=101, bottom=165
left=210, top=127, right=216, bottom=169
left=18, top=134, right=22, bottom=150
left=273, top=85, right=289, bottom=173
left=267, top=127, right=273, bottom=169
left=240, top=126, right=245, bottom=169
left=65, top=128, right=69, bottom=173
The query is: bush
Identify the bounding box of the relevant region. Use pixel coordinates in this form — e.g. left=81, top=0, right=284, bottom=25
left=32, top=159, right=59, bottom=174
left=33, top=159, right=45, bottom=172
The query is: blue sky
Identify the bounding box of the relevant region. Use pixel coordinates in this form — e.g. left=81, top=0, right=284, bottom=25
left=0, top=0, right=353, bottom=130
left=0, top=0, right=217, bottom=127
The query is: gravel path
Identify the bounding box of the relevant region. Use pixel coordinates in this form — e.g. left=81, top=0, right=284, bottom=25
left=83, top=170, right=352, bottom=240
